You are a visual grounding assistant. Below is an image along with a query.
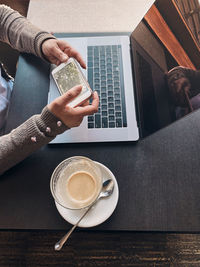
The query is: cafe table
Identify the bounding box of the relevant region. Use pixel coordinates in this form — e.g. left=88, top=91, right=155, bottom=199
left=1, top=0, right=200, bottom=265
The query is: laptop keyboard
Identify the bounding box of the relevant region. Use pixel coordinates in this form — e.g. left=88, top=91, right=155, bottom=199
left=87, top=45, right=127, bottom=128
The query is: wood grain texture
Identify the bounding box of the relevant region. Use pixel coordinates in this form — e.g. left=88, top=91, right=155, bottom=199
left=144, top=4, right=195, bottom=69
left=1, top=231, right=200, bottom=266
left=155, top=0, right=200, bottom=69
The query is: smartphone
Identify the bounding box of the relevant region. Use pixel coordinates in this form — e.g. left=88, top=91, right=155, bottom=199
left=51, top=58, right=92, bottom=107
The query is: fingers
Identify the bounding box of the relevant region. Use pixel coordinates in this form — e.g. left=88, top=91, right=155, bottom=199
left=81, top=99, right=90, bottom=107
left=43, top=39, right=86, bottom=68
left=66, top=47, right=86, bottom=69
left=57, top=40, right=86, bottom=69
left=52, top=45, right=69, bottom=63
left=73, top=91, right=99, bottom=116
left=57, top=85, right=82, bottom=105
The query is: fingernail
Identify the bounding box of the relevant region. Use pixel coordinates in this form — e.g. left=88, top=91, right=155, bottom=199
left=62, top=55, right=68, bottom=61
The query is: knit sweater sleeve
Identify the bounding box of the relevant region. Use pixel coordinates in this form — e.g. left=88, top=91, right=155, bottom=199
left=0, top=107, right=68, bottom=175
left=0, top=4, right=55, bottom=59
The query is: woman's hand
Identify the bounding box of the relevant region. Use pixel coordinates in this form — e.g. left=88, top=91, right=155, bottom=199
left=48, top=85, right=99, bottom=128
left=42, top=39, right=86, bottom=68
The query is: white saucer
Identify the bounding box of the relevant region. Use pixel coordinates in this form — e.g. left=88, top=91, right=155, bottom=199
left=55, top=161, right=119, bottom=228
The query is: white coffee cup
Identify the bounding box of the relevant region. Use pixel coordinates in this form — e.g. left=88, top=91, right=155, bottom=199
left=50, top=156, right=102, bottom=210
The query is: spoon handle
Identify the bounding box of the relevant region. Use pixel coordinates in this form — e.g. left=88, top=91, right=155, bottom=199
left=54, top=203, right=94, bottom=251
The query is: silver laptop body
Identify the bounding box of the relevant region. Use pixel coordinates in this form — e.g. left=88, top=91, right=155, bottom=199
left=48, top=35, right=139, bottom=143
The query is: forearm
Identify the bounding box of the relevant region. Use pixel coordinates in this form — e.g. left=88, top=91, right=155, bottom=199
left=0, top=107, right=68, bottom=175
left=0, top=4, right=55, bottom=59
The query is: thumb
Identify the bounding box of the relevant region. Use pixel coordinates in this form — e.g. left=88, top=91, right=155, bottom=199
left=54, top=46, right=68, bottom=62
left=58, top=85, right=82, bottom=105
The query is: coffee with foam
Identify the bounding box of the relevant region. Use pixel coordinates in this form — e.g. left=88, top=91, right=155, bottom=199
left=66, top=171, right=98, bottom=206
left=52, top=157, right=102, bottom=209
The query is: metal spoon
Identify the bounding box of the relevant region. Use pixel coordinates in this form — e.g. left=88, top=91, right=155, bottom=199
left=55, top=179, right=114, bottom=251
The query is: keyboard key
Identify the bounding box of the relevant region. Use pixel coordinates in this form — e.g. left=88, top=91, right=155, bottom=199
left=94, top=69, right=100, bottom=74
left=88, top=116, right=94, bottom=122
left=101, top=98, right=107, bottom=104
left=100, top=46, right=105, bottom=52
left=95, top=114, right=101, bottom=128
left=94, top=48, right=99, bottom=56
left=114, top=82, right=120, bottom=87
left=116, top=118, right=122, bottom=127
left=115, top=105, right=121, bottom=111
left=88, top=61, right=93, bottom=67
left=94, top=84, right=100, bottom=90
left=108, top=91, right=113, bottom=97
left=113, top=55, right=118, bottom=61
left=113, top=66, right=119, bottom=71
left=113, top=60, right=118, bottom=66
left=108, top=109, right=114, bottom=115
left=112, top=45, right=117, bottom=51
left=102, top=111, right=107, bottom=116
left=115, top=93, right=120, bottom=99
left=113, top=71, right=119, bottom=76
left=88, top=122, right=94, bottom=128
left=109, top=122, right=115, bottom=128
left=116, top=112, right=122, bottom=117
left=102, top=104, right=107, bottom=110
left=106, top=46, right=111, bottom=52
left=109, top=115, right=115, bottom=121
left=115, top=100, right=121, bottom=105
left=108, top=103, right=114, bottom=108
left=114, top=87, right=120, bottom=92
left=102, top=117, right=108, bottom=128
left=94, top=57, right=99, bottom=62
left=101, top=81, right=106, bottom=87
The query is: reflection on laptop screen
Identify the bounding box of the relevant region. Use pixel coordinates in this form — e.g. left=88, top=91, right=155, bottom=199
left=131, top=0, right=200, bottom=138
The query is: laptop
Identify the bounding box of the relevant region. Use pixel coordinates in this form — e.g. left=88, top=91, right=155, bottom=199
left=48, top=34, right=139, bottom=143
left=48, top=0, right=200, bottom=143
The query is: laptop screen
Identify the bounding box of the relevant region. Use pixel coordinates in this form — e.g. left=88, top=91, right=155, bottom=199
left=131, top=0, right=200, bottom=138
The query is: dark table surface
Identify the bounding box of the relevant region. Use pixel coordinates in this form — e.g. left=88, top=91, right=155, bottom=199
left=1, top=1, right=200, bottom=266
left=1, top=53, right=200, bottom=232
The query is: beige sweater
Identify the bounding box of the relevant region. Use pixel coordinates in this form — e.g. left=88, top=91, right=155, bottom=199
left=0, top=5, right=68, bottom=175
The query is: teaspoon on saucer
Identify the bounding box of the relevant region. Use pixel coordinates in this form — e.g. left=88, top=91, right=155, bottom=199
left=54, top=179, right=114, bottom=251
